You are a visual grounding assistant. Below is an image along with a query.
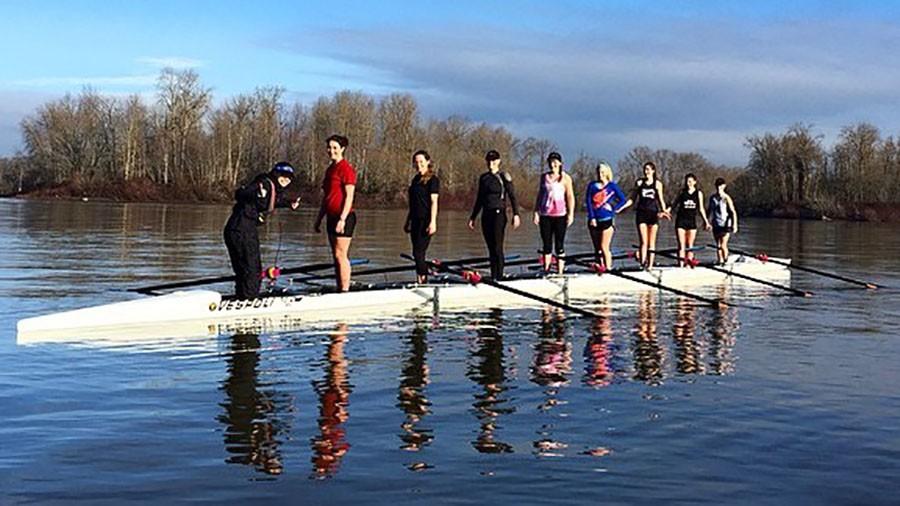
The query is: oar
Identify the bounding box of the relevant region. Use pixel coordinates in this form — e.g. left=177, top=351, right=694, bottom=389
left=295, top=254, right=522, bottom=282
left=721, top=245, right=881, bottom=290
left=401, top=254, right=605, bottom=318
left=131, top=258, right=370, bottom=294
left=569, top=258, right=733, bottom=309
left=645, top=246, right=812, bottom=297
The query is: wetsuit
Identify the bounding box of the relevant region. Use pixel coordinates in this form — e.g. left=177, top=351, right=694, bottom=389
left=470, top=171, right=519, bottom=280
left=223, top=174, right=293, bottom=299
left=536, top=172, right=568, bottom=257
left=674, top=189, right=701, bottom=230
left=634, top=179, right=660, bottom=225
left=407, top=173, right=441, bottom=277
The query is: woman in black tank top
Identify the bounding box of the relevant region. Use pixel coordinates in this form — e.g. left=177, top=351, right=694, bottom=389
left=672, top=173, right=711, bottom=267
left=630, top=162, right=670, bottom=269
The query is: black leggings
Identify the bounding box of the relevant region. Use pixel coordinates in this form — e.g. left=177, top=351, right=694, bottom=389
left=224, top=225, right=261, bottom=299
left=409, top=220, right=433, bottom=276
left=538, top=215, right=567, bottom=255
left=481, top=209, right=507, bottom=280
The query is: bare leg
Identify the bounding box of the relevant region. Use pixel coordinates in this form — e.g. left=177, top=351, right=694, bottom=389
left=557, top=257, right=565, bottom=275
left=330, top=236, right=353, bottom=291
left=541, top=253, right=553, bottom=272
left=720, top=233, right=730, bottom=264
left=637, top=222, right=649, bottom=267
left=601, top=227, right=614, bottom=269
left=676, top=227, right=687, bottom=266
left=647, top=224, right=659, bottom=268
left=685, top=229, right=697, bottom=263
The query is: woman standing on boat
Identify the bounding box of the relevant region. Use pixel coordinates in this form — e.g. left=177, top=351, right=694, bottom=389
left=585, top=161, right=631, bottom=270
left=672, top=173, right=711, bottom=267
left=315, top=135, right=357, bottom=292
left=404, top=150, right=440, bottom=284
left=224, top=162, right=300, bottom=299
left=533, top=152, right=575, bottom=274
left=708, top=177, right=738, bottom=265
left=631, top=161, right=670, bottom=269
left=468, top=150, right=520, bottom=280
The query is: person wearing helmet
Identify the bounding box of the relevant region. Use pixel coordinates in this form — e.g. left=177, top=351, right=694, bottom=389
left=224, top=161, right=301, bottom=299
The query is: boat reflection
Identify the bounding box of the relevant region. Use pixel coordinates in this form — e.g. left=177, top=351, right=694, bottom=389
left=632, top=292, right=666, bottom=384
left=467, top=308, right=515, bottom=454
left=583, top=301, right=615, bottom=388
left=310, top=324, right=352, bottom=478
left=707, top=285, right=738, bottom=375
left=530, top=308, right=572, bottom=457
left=218, top=332, right=288, bottom=476
left=397, top=323, right=434, bottom=454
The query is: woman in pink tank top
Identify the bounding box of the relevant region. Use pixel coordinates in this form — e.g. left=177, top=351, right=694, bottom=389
left=533, top=152, right=575, bottom=274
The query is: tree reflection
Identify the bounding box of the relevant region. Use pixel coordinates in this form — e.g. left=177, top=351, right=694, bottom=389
left=583, top=302, right=615, bottom=388
left=397, top=323, right=433, bottom=453
left=632, top=292, right=665, bottom=384
left=530, top=308, right=572, bottom=457
left=218, top=332, right=286, bottom=476
left=467, top=308, right=515, bottom=454
left=310, top=324, right=352, bottom=478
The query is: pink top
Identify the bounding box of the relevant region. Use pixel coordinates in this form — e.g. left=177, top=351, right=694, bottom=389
left=539, top=173, right=568, bottom=217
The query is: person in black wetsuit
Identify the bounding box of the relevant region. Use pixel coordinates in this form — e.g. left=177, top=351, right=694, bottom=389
left=404, top=150, right=440, bottom=284
left=467, top=150, right=520, bottom=280
left=224, top=162, right=300, bottom=299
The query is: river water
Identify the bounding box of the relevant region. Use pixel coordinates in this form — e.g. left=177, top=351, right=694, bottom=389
left=1, top=199, right=899, bottom=505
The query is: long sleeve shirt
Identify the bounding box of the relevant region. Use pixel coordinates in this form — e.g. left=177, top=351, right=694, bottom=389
left=585, top=180, right=628, bottom=221
left=470, top=171, right=519, bottom=221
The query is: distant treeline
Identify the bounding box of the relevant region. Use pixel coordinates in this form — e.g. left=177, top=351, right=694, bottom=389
left=1, top=69, right=898, bottom=220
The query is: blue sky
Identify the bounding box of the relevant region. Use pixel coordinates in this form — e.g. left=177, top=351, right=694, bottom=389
left=2, top=0, right=899, bottom=165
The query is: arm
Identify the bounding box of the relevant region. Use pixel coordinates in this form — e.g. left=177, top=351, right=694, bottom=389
left=565, top=174, right=576, bottom=226
left=657, top=181, right=670, bottom=218
left=506, top=175, right=521, bottom=229
left=726, top=194, right=738, bottom=233
left=533, top=176, right=543, bottom=226
left=428, top=193, right=439, bottom=235
left=612, top=183, right=632, bottom=213
left=698, top=190, right=711, bottom=229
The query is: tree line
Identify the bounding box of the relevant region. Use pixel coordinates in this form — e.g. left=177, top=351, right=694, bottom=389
left=1, top=68, right=898, bottom=219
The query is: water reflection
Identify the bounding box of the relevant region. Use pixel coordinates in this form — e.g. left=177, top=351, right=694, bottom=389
left=632, top=292, right=666, bottom=384
left=310, top=324, right=352, bottom=478
left=583, top=302, right=615, bottom=388
left=707, top=286, right=738, bottom=375
left=467, top=309, right=515, bottom=454
left=672, top=297, right=703, bottom=375
left=530, top=308, right=572, bottom=457
left=218, top=333, right=287, bottom=476
left=397, top=323, right=433, bottom=454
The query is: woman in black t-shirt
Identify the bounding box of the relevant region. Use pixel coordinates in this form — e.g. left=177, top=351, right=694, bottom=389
left=404, top=150, right=441, bottom=283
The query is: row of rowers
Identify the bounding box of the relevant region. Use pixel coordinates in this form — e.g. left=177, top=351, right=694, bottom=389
left=224, top=134, right=739, bottom=299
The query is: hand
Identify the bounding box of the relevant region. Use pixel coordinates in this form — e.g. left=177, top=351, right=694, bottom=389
left=659, top=210, right=672, bottom=220
left=314, top=218, right=322, bottom=233
left=705, top=222, right=712, bottom=231
left=533, top=212, right=540, bottom=226
left=732, top=225, right=738, bottom=234
left=590, top=218, right=597, bottom=228
left=512, top=215, right=521, bottom=229
left=257, top=182, right=267, bottom=198
left=403, top=220, right=411, bottom=233
left=427, top=222, right=437, bottom=235
left=290, top=198, right=300, bottom=210
left=566, top=214, right=574, bottom=227
left=335, top=218, right=346, bottom=234
left=467, top=219, right=475, bottom=230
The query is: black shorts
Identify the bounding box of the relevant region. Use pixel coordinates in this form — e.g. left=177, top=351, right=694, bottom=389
left=712, top=225, right=731, bottom=239
left=327, top=211, right=357, bottom=238
left=675, top=216, right=697, bottom=230
left=636, top=209, right=659, bottom=226
left=591, top=219, right=614, bottom=231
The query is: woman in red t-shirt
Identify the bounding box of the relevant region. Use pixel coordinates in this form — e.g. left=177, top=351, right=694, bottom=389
left=315, top=134, right=357, bottom=292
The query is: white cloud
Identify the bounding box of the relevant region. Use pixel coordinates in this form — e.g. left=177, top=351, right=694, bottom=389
left=136, top=56, right=205, bottom=69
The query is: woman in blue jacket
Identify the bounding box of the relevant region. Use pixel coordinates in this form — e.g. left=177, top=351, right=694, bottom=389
left=585, top=162, right=632, bottom=270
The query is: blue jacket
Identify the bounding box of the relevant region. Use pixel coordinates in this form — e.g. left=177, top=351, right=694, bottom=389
left=585, top=181, right=628, bottom=221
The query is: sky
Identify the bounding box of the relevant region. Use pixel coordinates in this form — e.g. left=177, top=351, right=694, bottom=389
left=2, top=0, right=900, bottom=166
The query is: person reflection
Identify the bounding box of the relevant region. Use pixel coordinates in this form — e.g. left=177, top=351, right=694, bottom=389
left=530, top=308, right=572, bottom=457
left=219, top=332, right=285, bottom=476
left=467, top=308, right=514, bottom=453
left=311, top=324, right=352, bottom=478
left=708, top=285, right=738, bottom=375
left=672, top=297, right=703, bottom=375
left=632, top=291, right=664, bottom=383
left=397, top=323, right=433, bottom=452
left=584, top=301, right=615, bottom=388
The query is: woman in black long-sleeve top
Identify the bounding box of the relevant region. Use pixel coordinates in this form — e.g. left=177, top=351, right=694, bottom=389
left=224, top=162, right=300, bottom=299
left=467, top=150, right=521, bottom=280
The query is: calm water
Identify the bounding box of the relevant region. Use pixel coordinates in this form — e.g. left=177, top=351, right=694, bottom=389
left=2, top=199, right=900, bottom=505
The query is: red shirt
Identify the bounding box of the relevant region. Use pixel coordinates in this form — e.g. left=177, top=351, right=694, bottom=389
left=322, top=159, right=357, bottom=217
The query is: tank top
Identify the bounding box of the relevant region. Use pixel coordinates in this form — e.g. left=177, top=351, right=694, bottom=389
left=636, top=179, right=659, bottom=213
left=539, top=172, right=567, bottom=217
left=676, top=189, right=700, bottom=222
left=709, top=193, right=732, bottom=228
